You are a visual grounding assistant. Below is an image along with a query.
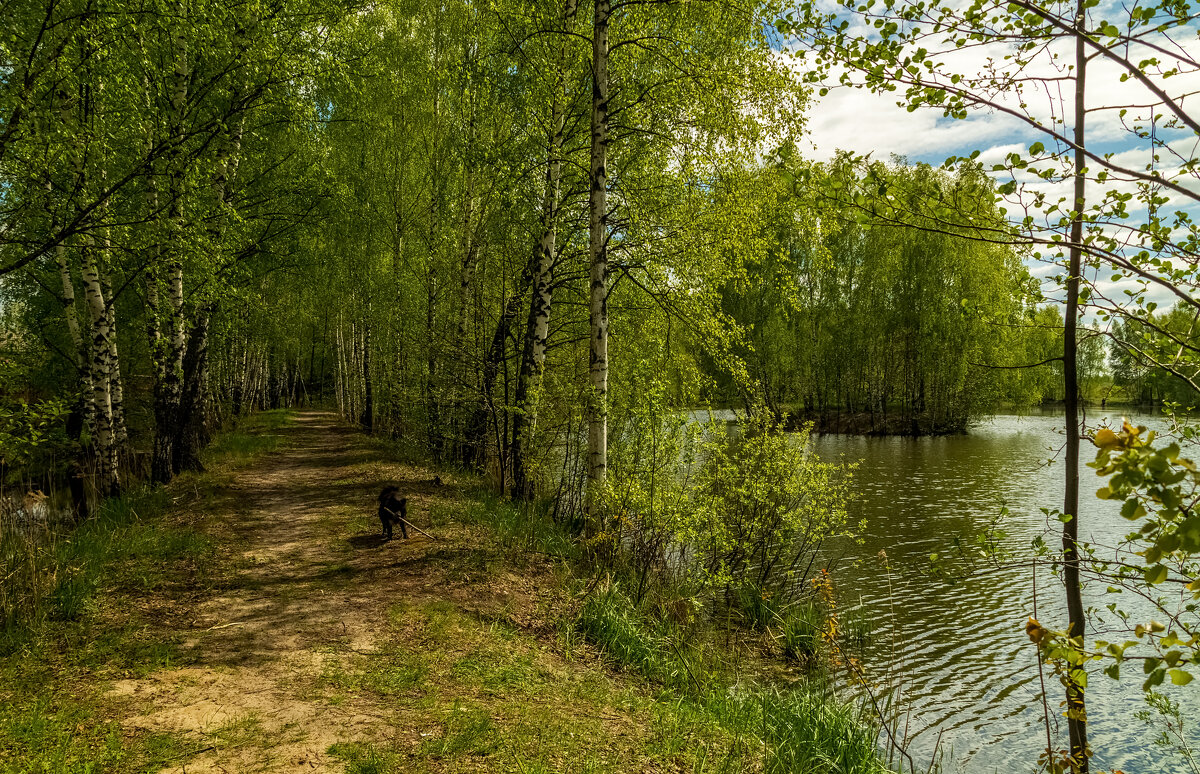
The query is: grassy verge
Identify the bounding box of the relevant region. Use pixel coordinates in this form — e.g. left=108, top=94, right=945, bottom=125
left=457, top=494, right=895, bottom=774
left=0, top=410, right=291, bottom=773
left=0, top=410, right=892, bottom=774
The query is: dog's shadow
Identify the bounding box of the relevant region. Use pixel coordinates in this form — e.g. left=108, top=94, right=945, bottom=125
left=348, top=533, right=392, bottom=550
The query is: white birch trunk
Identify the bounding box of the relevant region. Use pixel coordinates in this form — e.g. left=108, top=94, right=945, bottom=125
left=586, top=0, right=611, bottom=529
left=101, top=270, right=128, bottom=447
left=336, top=317, right=348, bottom=419
left=96, top=162, right=127, bottom=450
left=57, top=242, right=97, bottom=436
left=512, top=0, right=576, bottom=499
left=152, top=0, right=190, bottom=482
left=82, top=240, right=118, bottom=495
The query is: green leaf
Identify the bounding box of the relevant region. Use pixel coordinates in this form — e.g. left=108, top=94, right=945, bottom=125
left=1170, top=669, right=1193, bottom=685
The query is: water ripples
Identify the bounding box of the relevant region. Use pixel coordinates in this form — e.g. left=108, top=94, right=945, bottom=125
left=812, top=411, right=1197, bottom=773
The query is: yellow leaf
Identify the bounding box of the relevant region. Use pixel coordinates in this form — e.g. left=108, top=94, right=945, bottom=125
left=1093, top=428, right=1120, bottom=449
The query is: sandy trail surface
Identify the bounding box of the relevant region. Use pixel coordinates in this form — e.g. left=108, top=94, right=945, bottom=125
left=107, top=411, right=549, bottom=773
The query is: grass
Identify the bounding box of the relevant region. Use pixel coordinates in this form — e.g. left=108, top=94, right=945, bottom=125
left=0, top=486, right=203, bottom=631
left=575, top=585, right=893, bottom=774
left=417, top=702, right=501, bottom=758
left=201, top=408, right=290, bottom=466
left=0, top=482, right=214, bottom=645
left=0, top=411, right=292, bottom=774
left=458, top=491, right=578, bottom=559
left=316, top=644, right=428, bottom=699
left=328, top=741, right=402, bottom=774
left=458, top=494, right=895, bottom=774
left=0, top=409, right=894, bottom=774
left=440, top=491, right=895, bottom=774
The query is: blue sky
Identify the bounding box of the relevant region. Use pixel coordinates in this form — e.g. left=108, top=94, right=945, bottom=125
left=787, top=4, right=1200, bottom=312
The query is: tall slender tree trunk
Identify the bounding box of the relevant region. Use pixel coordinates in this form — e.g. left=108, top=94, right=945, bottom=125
left=145, top=181, right=166, bottom=387
left=426, top=264, right=443, bottom=459
left=153, top=253, right=186, bottom=483
left=1062, top=5, right=1089, bottom=770
left=57, top=242, right=96, bottom=434
left=586, top=0, right=611, bottom=533
left=456, top=67, right=481, bottom=462
left=456, top=199, right=479, bottom=459
left=362, top=317, right=374, bottom=433
left=82, top=238, right=119, bottom=496
left=142, top=69, right=167, bottom=391
left=100, top=269, right=128, bottom=449
left=72, top=27, right=121, bottom=497
left=513, top=0, right=577, bottom=501
left=173, top=303, right=214, bottom=473
left=169, top=43, right=247, bottom=471
left=336, top=317, right=346, bottom=417
left=465, top=288, right=526, bottom=472
left=152, top=4, right=190, bottom=484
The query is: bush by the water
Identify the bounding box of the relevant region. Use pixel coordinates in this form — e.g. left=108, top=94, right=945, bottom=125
left=688, top=410, right=858, bottom=602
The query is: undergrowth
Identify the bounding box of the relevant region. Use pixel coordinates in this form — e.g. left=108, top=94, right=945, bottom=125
left=0, top=411, right=290, bottom=773
left=456, top=494, right=895, bottom=774
left=576, top=584, right=892, bottom=774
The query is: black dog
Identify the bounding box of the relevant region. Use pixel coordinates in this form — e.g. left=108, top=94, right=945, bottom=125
left=377, top=486, right=408, bottom=540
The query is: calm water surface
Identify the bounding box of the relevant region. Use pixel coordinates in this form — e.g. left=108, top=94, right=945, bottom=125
left=807, top=410, right=1198, bottom=774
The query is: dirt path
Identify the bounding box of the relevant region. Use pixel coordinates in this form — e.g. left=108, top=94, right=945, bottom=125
left=104, top=411, right=630, bottom=773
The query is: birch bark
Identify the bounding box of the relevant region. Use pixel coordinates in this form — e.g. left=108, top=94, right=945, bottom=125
left=362, top=316, right=374, bottom=433
left=70, top=20, right=120, bottom=495
left=152, top=2, right=190, bottom=483
left=512, top=0, right=578, bottom=501
left=56, top=242, right=95, bottom=436
left=100, top=268, right=128, bottom=448
left=81, top=237, right=118, bottom=495
left=586, top=0, right=610, bottom=531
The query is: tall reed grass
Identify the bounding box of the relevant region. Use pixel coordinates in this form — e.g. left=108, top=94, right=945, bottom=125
left=1, top=482, right=212, bottom=642
left=575, top=584, right=895, bottom=774
left=0, top=415, right=283, bottom=638
left=0, top=493, right=61, bottom=631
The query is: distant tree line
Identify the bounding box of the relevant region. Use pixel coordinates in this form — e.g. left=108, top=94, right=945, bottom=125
left=702, top=156, right=1065, bottom=434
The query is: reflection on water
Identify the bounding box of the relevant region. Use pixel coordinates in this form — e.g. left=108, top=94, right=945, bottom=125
left=809, top=410, right=1197, bottom=774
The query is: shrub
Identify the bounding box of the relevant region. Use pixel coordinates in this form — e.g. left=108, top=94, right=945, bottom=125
left=686, top=409, right=858, bottom=603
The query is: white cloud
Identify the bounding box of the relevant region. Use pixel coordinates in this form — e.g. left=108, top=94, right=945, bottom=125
left=782, top=13, right=1200, bottom=321
left=801, top=82, right=1030, bottom=162
left=790, top=14, right=1200, bottom=177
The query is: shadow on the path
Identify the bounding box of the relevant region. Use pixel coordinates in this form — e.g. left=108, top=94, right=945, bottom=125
left=347, top=533, right=389, bottom=550
left=168, top=410, right=483, bottom=670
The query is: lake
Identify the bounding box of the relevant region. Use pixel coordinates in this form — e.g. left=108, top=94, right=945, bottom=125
left=806, top=409, right=1198, bottom=774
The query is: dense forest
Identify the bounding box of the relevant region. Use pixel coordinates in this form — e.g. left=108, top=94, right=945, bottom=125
left=4, top=0, right=1200, bottom=773
left=0, top=0, right=1074, bottom=505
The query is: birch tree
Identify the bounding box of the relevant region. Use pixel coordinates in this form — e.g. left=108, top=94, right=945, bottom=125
left=511, top=0, right=583, bottom=500
left=586, top=0, right=612, bottom=531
